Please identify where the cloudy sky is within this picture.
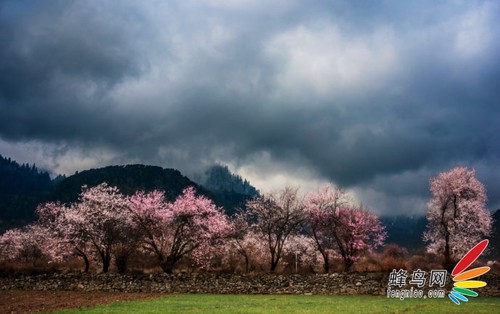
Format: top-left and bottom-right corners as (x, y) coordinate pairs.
(1, 0), (499, 215)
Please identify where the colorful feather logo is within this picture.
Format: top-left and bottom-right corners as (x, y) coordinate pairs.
(448, 239), (490, 305)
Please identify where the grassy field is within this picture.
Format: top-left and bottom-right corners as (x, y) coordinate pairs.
(51, 294), (500, 314)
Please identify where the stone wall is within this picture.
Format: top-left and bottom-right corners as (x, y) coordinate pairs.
(1, 273), (499, 296)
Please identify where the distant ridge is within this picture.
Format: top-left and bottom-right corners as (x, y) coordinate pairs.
(491, 209), (500, 259)
(49, 164), (259, 216)
(0, 155), (53, 229)
(195, 164), (259, 216)
(381, 209), (500, 258)
(380, 215), (427, 251)
(49, 164), (211, 203)
(1, 155), (498, 255)
(0, 157), (260, 230)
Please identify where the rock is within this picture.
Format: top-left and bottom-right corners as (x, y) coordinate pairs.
(0, 272), (498, 296)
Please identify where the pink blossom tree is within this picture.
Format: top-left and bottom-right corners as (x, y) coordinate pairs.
(305, 184), (386, 272)
(37, 183), (133, 273)
(0, 224), (69, 264)
(246, 186), (305, 272)
(74, 183), (134, 273)
(304, 183), (351, 273)
(221, 228), (269, 273)
(423, 166), (492, 271)
(228, 210), (253, 273)
(333, 205), (386, 271)
(36, 201), (93, 272)
(129, 187), (232, 273)
(283, 235), (321, 272)
(223, 211), (270, 273)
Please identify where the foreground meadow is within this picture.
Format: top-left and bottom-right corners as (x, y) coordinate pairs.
(51, 294), (500, 314)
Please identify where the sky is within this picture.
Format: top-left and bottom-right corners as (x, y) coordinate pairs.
(1, 0), (499, 216)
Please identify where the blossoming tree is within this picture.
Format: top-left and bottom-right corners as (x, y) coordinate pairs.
(37, 201), (93, 272)
(305, 183), (386, 272)
(304, 183), (351, 272)
(38, 183), (132, 273)
(423, 166), (492, 271)
(129, 187), (232, 273)
(0, 224), (68, 264)
(246, 186), (305, 272)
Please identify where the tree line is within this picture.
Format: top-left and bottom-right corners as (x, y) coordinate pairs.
(0, 166), (493, 274)
(0, 155), (54, 226)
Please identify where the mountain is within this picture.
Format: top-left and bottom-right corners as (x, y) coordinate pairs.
(50, 165), (258, 215)
(0, 156), (261, 230)
(381, 215), (427, 251)
(381, 210), (500, 258)
(490, 209), (500, 259)
(0, 155), (54, 230)
(49, 164), (259, 216)
(195, 164), (259, 216)
(49, 164), (211, 203)
(201, 164), (258, 196)
(2, 154), (496, 256)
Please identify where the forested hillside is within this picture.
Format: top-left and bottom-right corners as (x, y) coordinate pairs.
(1, 155), (498, 256)
(196, 165), (259, 215)
(0, 155), (53, 229)
(49, 164), (209, 203)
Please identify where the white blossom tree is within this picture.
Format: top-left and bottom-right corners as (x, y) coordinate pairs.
(423, 166), (492, 271)
(246, 186), (305, 272)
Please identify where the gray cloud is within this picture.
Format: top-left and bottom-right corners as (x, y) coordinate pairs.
(1, 0), (499, 215)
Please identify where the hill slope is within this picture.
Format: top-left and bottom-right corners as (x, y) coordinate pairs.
(490, 209), (500, 259)
(194, 165), (259, 216)
(49, 164), (211, 204)
(381, 210), (500, 258)
(49, 163), (261, 216)
(381, 215), (427, 251)
(0, 155), (53, 229)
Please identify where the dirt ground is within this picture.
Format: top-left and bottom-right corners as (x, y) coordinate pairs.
(0, 290), (162, 313)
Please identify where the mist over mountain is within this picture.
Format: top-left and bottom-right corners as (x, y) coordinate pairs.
(0, 154), (498, 256)
(194, 164), (259, 215)
(199, 164), (259, 197)
(0, 156), (261, 230)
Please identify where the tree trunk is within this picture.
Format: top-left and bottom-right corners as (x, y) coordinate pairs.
(333, 234), (352, 272)
(312, 231), (329, 273)
(270, 258), (280, 272)
(343, 257), (353, 272)
(244, 254), (249, 273)
(83, 254), (90, 273)
(443, 232), (453, 272)
(441, 203), (453, 273)
(115, 251), (129, 274)
(269, 249), (277, 272)
(160, 256), (177, 274)
(102, 253), (111, 273)
(76, 248), (90, 273)
(323, 254), (330, 273)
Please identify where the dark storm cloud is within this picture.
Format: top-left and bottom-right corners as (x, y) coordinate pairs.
(1, 0), (500, 214)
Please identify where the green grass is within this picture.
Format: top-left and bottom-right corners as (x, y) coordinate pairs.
(51, 294), (500, 314)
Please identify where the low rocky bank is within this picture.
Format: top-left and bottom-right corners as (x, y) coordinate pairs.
(2, 272), (499, 296)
